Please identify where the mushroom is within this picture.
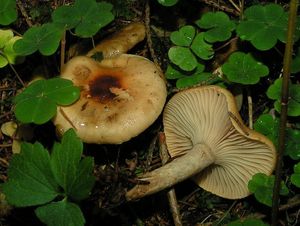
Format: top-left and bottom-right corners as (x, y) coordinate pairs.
(53, 54), (166, 144)
(53, 22), (166, 144)
(126, 85), (276, 200)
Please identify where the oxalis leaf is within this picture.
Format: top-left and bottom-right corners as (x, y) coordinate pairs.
(168, 46), (197, 71)
(157, 0), (179, 7)
(14, 78), (80, 124)
(2, 142), (60, 207)
(35, 200), (85, 226)
(195, 11), (236, 43)
(267, 78), (300, 117)
(190, 33), (214, 60)
(0, 0), (17, 25)
(236, 4), (298, 51)
(291, 162), (300, 188)
(52, 0), (114, 37)
(14, 23), (64, 56)
(248, 173), (289, 207)
(170, 25), (196, 46)
(222, 52), (269, 84)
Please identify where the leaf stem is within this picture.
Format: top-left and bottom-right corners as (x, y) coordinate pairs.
(60, 30), (66, 70)
(271, 0), (298, 225)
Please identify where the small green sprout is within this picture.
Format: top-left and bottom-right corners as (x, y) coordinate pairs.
(14, 78), (80, 124)
(222, 52), (269, 84)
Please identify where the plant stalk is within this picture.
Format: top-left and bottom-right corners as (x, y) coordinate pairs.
(126, 143), (214, 201)
(271, 0), (298, 225)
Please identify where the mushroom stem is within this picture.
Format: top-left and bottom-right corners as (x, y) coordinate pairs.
(126, 143), (214, 201)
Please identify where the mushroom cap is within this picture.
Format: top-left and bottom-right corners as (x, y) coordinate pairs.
(53, 54), (167, 144)
(163, 86), (276, 199)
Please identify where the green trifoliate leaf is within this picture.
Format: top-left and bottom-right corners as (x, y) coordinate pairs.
(52, 0), (114, 37)
(254, 114), (279, 146)
(14, 78), (80, 124)
(0, 0), (17, 25)
(165, 64), (186, 80)
(2, 142), (60, 207)
(195, 11), (236, 43)
(248, 173), (288, 207)
(0, 29), (13, 48)
(190, 33), (214, 60)
(51, 129), (95, 201)
(285, 129), (300, 160)
(170, 25), (196, 46)
(157, 0), (179, 6)
(291, 162), (300, 188)
(227, 218), (269, 226)
(222, 52), (269, 84)
(168, 46), (197, 71)
(267, 78), (300, 116)
(35, 200), (85, 226)
(14, 23), (64, 56)
(236, 4), (291, 51)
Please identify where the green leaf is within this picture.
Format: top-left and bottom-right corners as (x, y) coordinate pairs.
(190, 33), (214, 60)
(176, 72), (213, 89)
(165, 64), (186, 80)
(228, 218), (269, 226)
(291, 55), (300, 73)
(14, 78), (80, 124)
(248, 173), (288, 207)
(0, 29), (14, 48)
(168, 46), (197, 71)
(3, 36), (25, 65)
(222, 52), (269, 84)
(291, 162), (300, 188)
(195, 11), (236, 43)
(35, 200), (85, 226)
(51, 129), (95, 201)
(0, 0), (17, 25)
(14, 23), (64, 56)
(56, 0), (114, 37)
(170, 25), (195, 46)
(236, 4), (289, 50)
(285, 129), (300, 160)
(267, 78), (300, 116)
(157, 0), (179, 7)
(2, 142), (60, 207)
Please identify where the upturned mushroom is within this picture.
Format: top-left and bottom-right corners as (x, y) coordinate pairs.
(126, 85), (276, 200)
(53, 22), (167, 144)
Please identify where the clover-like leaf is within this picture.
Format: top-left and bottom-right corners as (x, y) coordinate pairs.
(165, 64), (185, 80)
(168, 46), (197, 71)
(0, 29), (13, 48)
(291, 53), (300, 73)
(0, 0), (17, 25)
(157, 0), (179, 6)
(190, 33), (214, 60)
(195, 11), (236, 43)
(14, 23), (64, 56)
(236, 4), (289, 51)
(227, 218), (269, 226)
(52, 0), (114, 37)
(2, 142), (60, 207)
(248, 173), (289, 207)
(222, 52), (269, 84)
(285, 129), (300, 160)
(291, 162), (300, 188)
(254, 114), (279, 146)
(35, 200), (85, 226)
(267, 78), (300, 116)
(14, 78), (80, 124)
(170, 25), (196, 46)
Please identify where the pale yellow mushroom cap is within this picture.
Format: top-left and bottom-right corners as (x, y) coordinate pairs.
(163, 86), (276, 199)
(53, 54), (167, 144)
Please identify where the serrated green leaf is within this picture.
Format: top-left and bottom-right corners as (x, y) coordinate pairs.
(248, 173), (288, 207)
(222, 52), (269, 84)
(2, 142), (60, 207)
(0, 0), (17, 25)
(195, 11), (236, 43)
(236, 4), (289, 50)
(168, 46), (197, 71)
(190, 33), (214, 60)
(14, 78), (80, 124)
(157, 0), (179, 6)
(14, 23), (64, 56)
(35, 200), (85, 226)
(228, 218), (269, 226)
(170, 25), (195, 46)
(50, 129), (83, 194)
